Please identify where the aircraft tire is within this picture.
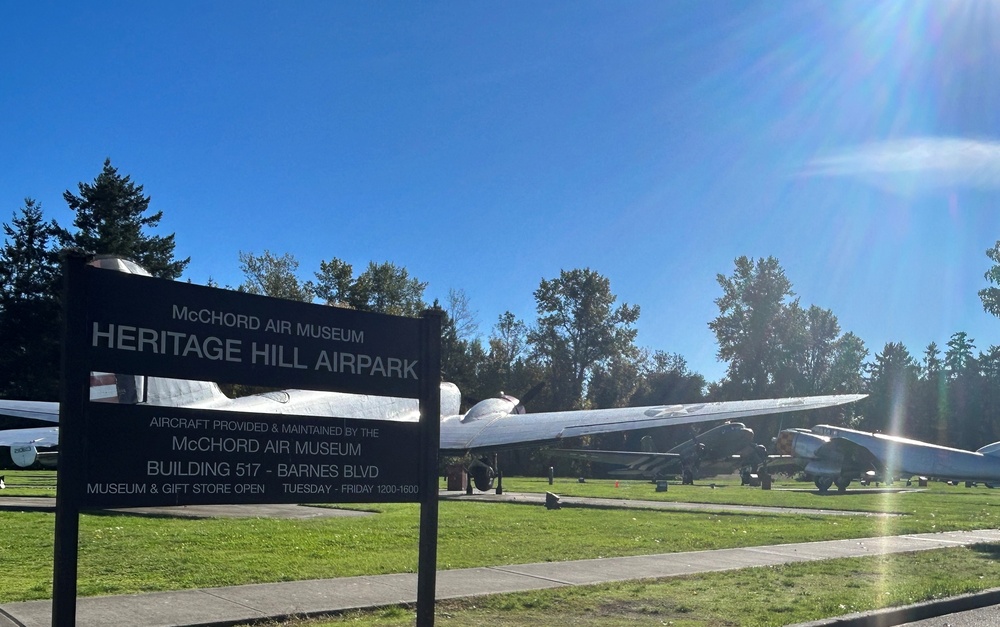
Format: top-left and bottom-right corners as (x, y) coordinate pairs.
(834, 477), (851, 492)
(815, 476), (833, 492)
(682, 469), (694, 485)
(470, 466), (495, 492)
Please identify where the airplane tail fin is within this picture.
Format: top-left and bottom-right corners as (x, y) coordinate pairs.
(440, 382), (461, 417)
(90, 372), (229, 407)
(976, 441), (1000, 458)
(143, 376), (230, 407)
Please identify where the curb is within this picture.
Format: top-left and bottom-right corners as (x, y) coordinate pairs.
(789, 587), (1000, 626)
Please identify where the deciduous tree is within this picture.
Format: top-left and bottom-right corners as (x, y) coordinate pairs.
(527, 268), (640, 409)
(980, 241), (1000, 317)
(439, 289), (485, 397)
(313, 258), (427, 316)
(237, 250), (312, 301)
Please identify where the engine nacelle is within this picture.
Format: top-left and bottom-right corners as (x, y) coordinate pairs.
(803, 459), (844, 477)
(775, 429), (829, 459)
(11, 444), (37, 468)
(460, 395), (519, 424)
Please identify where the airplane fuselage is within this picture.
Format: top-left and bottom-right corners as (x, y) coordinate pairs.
(811, 425), (1000, 482)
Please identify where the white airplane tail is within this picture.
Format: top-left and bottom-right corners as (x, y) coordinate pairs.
(144, 376), (231, 406)
(90, 372), (230, 407)
(441, 382), (461, 417)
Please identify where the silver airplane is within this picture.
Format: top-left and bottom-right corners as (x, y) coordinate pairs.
(552, 422), (766, 484)
(775, 424), (1000, 492)
(0, 379), (864, 491)
(0, 257), (867, 491)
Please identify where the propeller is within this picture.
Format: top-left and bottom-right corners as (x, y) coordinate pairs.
(512, 381), (546, 414)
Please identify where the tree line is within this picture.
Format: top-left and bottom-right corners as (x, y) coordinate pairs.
(4, 161), (1000, 465)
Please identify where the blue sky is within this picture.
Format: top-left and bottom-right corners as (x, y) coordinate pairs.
(3, 1), (1000, 384)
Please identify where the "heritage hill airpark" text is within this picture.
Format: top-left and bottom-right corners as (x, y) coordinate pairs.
(90, 321), (418, 379)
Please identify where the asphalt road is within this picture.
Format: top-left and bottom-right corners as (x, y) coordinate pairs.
(901, 605), (1000, 626)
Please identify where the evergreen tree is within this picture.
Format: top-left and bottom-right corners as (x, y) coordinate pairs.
(64, 159), (189, 278)
(976, 345), (1000, 444)
(912, 342), (946, 442)
(709, 256), (796, 398)
(827, 332), (868, 394)
(863, 342), (919, 435)
(800, 305), (841, 394)
(944, 331), (979, 449)
(0, 200), (67, 399)
(945, 332), (976, 378)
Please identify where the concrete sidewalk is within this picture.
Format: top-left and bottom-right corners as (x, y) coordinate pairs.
(3, 528), (1000, 627)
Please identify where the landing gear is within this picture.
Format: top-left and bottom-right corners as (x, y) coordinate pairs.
(468, 457), (496, 491)
(814, 476), (834, 493)
(834, 477), (852, 492)
(682, 468), (694, 485)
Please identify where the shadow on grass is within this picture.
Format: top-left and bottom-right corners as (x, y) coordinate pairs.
(780, 488), (914, 497)
(969, 543), (1000, 561)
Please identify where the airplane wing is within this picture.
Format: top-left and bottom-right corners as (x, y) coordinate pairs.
(551, 449), (680, 465)
(761, 454), (799, 474)
(0, 400), (58, 423)
(817, 437), (883, 475)
(0, 426), (60, 447)
(550, 449), (681, 477)
(440, 394), (866, 452)
(0, 392), (866, 462)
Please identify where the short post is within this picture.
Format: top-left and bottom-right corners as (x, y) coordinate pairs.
(548, 466), (554, 485)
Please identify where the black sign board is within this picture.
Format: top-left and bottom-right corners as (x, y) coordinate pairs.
(52, 254), (442, 626)
(80, 404), (421, 507)
(83, 264), (422, 397)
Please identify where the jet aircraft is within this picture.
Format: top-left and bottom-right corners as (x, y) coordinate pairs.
(0, 257), (866, 490)
(552, 422), (767, 484)
(775, 424), (1000, 492)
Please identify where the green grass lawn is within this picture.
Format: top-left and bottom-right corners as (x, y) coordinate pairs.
(0, 469), (57, 496)
(256, 545), (1000, 626)
(2, 469), (999, 620)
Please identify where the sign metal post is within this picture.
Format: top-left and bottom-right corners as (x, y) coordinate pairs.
(417, 310), (442, 627)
